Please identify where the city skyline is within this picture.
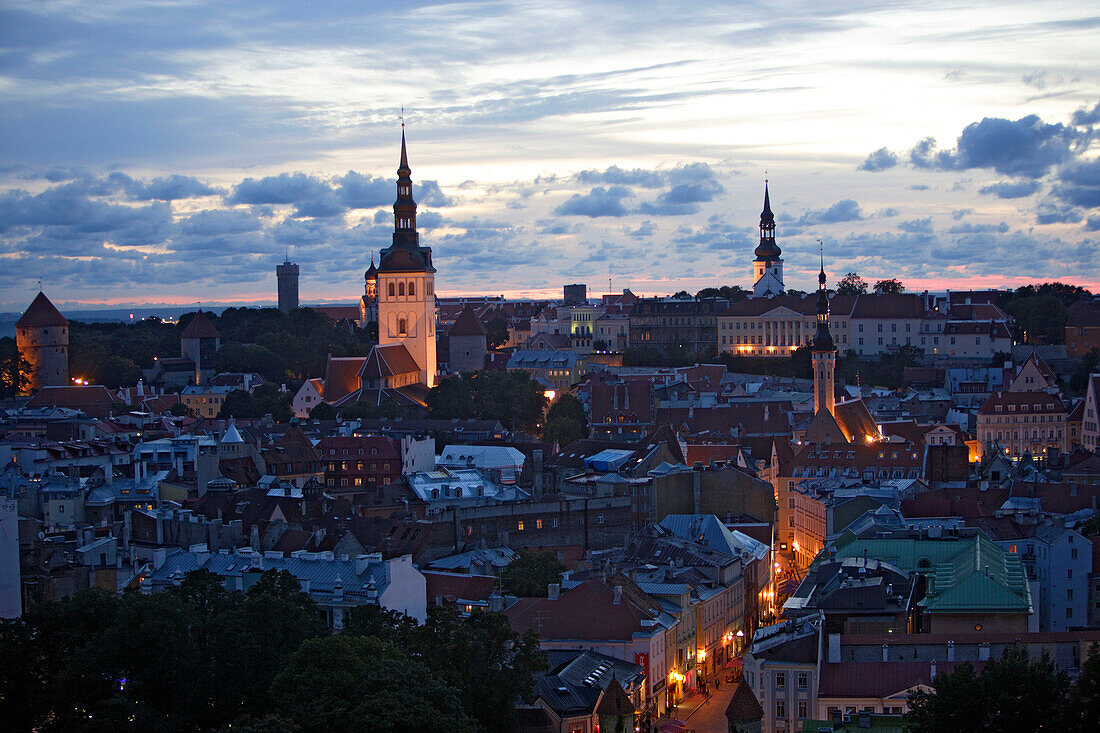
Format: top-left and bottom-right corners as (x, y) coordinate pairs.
(2, 0), (1099, 312)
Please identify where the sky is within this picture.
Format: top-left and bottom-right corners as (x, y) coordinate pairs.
(1, 0), (1099, 312)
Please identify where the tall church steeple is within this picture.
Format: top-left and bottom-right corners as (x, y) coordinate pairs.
(752, 181), (785, 297)
(812, 251), (837, 416)
(393, 126), (418, 248)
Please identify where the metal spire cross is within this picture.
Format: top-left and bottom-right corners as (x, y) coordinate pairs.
(399, 106), (405, 128)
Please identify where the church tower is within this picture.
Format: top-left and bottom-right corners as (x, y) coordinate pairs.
(752, 182), (785, 297)
(376, 128), (437, 387)
(811, 259), (837, 416)
(360, 257), (378, 325)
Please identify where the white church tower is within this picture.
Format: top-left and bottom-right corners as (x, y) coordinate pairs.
(752, 182), (785, 297)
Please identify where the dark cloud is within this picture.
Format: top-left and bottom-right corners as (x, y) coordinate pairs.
(627, 221), (656, 239)
(1086, 216), (1100, 231)
(1052, 159), (1100, 208)
(638, 163), (725, 216)
(978, 180), (1042, 199)
(338, 171), (391, 209)
(181, 209), (263, 236)
(553, 185), (633, 217)
(909, 115), (1077, 178)
(909, 184), (930, 191)
(576, 165), (665, 188)
(1072, 101), (1100, 126)
(117, 173), (220, 201)
(417, 180), (453, 207)
(794, 199), (863, 226)
(947, 222), (1009, 234)
(1035, 204), (1082, 225)
(898, 217), (933, 233)
(858, 147), (898, 171)
(952, 209), (972, 220)
(229, 173), (342, 218)
(874, 207), (899, 218)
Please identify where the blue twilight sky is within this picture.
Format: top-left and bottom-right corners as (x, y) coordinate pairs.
(1, 0), (1099, 312)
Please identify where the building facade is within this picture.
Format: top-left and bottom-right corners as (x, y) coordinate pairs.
(16, 292), (69, 392)
(276, 258), (299, 313)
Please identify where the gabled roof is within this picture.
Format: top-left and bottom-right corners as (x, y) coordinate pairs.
(26, 386), (122, 418)
(360, 343), (420, 379)
(180, 311), (221, 339)
(324, 355), (367, 404)
(17, 292), (68, 327)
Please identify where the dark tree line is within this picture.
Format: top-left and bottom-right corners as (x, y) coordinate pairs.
(427, 370), (548, 433)
(0, 569), (547, 733)
(907, 645), (1100, 733)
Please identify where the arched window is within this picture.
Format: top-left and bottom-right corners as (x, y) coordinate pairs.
(398, 282), (405, 296)
(408, 281), (415, 297)
(388, 282), (395, 297)
(398, 318), (407, 334)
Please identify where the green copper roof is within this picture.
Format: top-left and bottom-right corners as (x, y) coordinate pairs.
(820, 531), (1031, 615)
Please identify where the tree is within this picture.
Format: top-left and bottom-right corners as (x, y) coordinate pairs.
(1070, 349), (1100, 394)
(270, 634), (475, 733)
(501, 550), (567, 597)
(168, 401), (195, 418)
(0, 336), (30, 398)
(873, 278), (905, 295)
(217, 383), (293, 422)
(308, 401), (338, 420)
(427, 371), (547, 433)
(542, 393), (588, 449)
(906, 647), (1069, 732)
(671, 290), (692, 299)
(485, 316), (509, 350)
(1065, 643), (1100, 733)
(836, 272), (867, 296)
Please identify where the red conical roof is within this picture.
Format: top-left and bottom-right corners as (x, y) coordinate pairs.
(16, 292), (68, 327)
(449, 304), (486, 337)
(180, 310), (221, 339)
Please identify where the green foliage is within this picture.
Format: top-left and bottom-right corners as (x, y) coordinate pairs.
(1, 572), (326, 732)
(0, 336), (30, 398)
(671, 290), (692, 299)
(542, 393), (588, 449)
(217, 383), (293, 421)
(69, 318), (179, 387)
(1070, 348), (1100, 394)
(501, 550), (567, 597)
(906, 647), (1071, 732)
(1065, 643), (1100, 733)
(998, 282), (1093, 345)
(308, 401), (338, 420)
(168, 401), (194, 417)
(270, 634), (475, 733)
(873, 278), (905, 294)
(485, 316), (510, 350)
(836, 272), (868, 296)
(717, 345), (812, 379)
(695, 285), (750, 302)
(427, 370), (548, 432)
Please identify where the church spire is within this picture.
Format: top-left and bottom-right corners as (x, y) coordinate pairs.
(393, 125), (418, 246)
(812, 249), (837, 416)
(754, 181), (781, 261)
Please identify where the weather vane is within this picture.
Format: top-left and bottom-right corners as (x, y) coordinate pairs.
(400, 106), (405, 128)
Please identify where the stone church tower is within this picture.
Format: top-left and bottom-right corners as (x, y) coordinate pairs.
(16, 292), (69, 392)
(376, 128), (437, 387)
(752, 182), (785, 297)
(811, 260), (837, 416)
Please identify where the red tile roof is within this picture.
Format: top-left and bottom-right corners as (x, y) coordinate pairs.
(850, 293), (926, 319)
(324, 356), (367, 403)
(180, 311), (221, 339)
(424, 571), (497, 604)
(16, 292), (68, 327)
(360, 343), (420, 379)
(818, 661), (978, 698)
(978, 391), (1065, 415)
(26, 386), (122, 418)
(311, 305), (362, 322)
(506, 579), (653, 642)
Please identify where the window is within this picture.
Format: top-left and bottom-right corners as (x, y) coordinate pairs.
(517, 521), (524, 531)
(799, 701), (808, 718)
(536, 519), (543, 530)
(798, 672), (807, 689)
(398, 318), (407, 334)
(776, 672), (786, 689)
(388, 282), (395, 297)
(776, 700), (786, 718)
(408, 281), (415, 297)
(398, 282), (405, 296)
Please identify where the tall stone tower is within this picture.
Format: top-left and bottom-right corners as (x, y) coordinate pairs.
(15, 292), (69, 392)
(180, 311), (221, 386)
(376, 127), (437, 387)
(752, 182), (785, 297)
(276, 257), (299, 313)
(811, 261), (837, 416)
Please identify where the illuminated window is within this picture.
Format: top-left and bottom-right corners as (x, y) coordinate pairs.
(517, 521), (524, 531)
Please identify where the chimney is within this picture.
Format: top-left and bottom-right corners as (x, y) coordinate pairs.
(614, 585), (622, 605)
(548, 583), (560, 600)
(979, 642), (990, 661)
(828, 633), (841, 663)
(930, 659), (937, 679)
(882, 643), (889, 662)
(947, 640), (955, 662)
